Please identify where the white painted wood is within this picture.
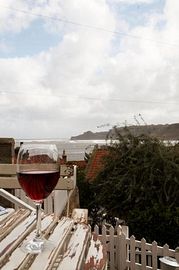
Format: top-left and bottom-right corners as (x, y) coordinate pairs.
(56, 177), (76, 190)
(84, 233), (107, 270)
(119, 233), (127, 270)
(72, 208), (88, 224)
(14, 189), (36, 209)
(60, 164), (74, 177)
(0, 188), (35, 211)
(0, 163), (16, 174)
(1, 215), (177, 270)
(72, 165), (77, 186)
(0, 208), (15, 222)
(0, 208), (30, 241)
(163, 244), (170, 256)
(152, 241), (158, 270)
(122, 225), (129, 238)
(54, 190), (68, 217)
(44, 196), (53, 214)
(0, 176), (76, 190)
(0, 212), (36, 268)
(0, 163), (77, 215)
(175, 248), (179, 265)
(0, 164), (75, 177)
(1, 203), (99, 269)
(30, 217), (74, 270)
(141, 238), (147, 270)
(93, 224), (177, 270)
(57, 224), (91, 270)
(102, 225), (107, 253)
(1, 215), (54, 270)
(109, 226), (114, 269)
(130, 235), (136, 270)
(94, 224), (99, 235)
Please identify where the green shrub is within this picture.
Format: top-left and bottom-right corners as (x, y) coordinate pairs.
(89, 128), (179, 248)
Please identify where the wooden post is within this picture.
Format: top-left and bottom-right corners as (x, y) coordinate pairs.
(0, 138), (15, 207)
(175, 247), (179, 264)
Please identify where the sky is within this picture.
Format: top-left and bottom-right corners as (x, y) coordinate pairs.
(0, 0), (178, 139)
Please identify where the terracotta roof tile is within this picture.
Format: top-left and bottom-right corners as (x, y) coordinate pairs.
(86, 147), (108, 181)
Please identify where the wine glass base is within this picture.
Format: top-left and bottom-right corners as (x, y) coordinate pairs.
(21, 238), (54, 254)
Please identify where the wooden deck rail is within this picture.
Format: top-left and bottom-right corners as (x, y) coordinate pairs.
(0, 164), (77, 216)
(0, 208), (107, 270)
(0, 164), (76, 190)
(0, 165), (108, 269)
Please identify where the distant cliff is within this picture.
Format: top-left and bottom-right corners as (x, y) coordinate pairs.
(71, 123), (179, 141)
(71, 130), (107, 140)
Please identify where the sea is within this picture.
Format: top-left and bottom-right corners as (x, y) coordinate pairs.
(15, 139), (107, 161)
(15, 138), (178, 161)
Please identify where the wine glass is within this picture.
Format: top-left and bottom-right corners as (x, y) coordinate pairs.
(17, 143), (60, 254)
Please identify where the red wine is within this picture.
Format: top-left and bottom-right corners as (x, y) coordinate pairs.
(17, 171), (59, 202)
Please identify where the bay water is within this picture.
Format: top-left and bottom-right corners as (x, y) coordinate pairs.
(15, 139), (107, 161)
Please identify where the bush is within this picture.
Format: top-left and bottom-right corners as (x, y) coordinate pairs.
(90, 128), (179, 248)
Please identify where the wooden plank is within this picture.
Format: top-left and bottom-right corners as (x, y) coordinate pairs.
(109, 226), (114, 269)
(0, 176), (75, 190)
(72, 208), (88, 224)
(101, 225), (107, 254)
(60, 164), (74, 177)
(1, 215), (55, 270)
(0, 164), (16, 174)
(0, 212), (36, 268)
(94, 225), (99, 235)
(152, 241), (158, 270)
(84, 233), (107, 270)
(0, 164), (76, 190)
(57, 177), (75, 190)
(163, 244), (170, 256)
(0, 177), (20, 188)
(57, 223), (91, 270)
(0, 208), (30, 241)
(119, 233), (127, 270)
(30, 217), (74, 270)
(130, 235), (136, 270)
(0, 164), (74, 177)
(44, 196), (53, 214)
(54, 190), (68, 217)
(0, 208), (15, 222)
(141, 238), (147, 270)
(0, 188), (35, 211)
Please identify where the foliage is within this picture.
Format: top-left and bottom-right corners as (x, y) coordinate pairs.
(89, 128), (179, 248)
(76, 166), (95, 212)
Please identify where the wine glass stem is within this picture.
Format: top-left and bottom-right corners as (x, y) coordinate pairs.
(35, 203), (42, 238)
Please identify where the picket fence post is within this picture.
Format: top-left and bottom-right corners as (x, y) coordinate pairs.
(109, 226), (115, 269)
(93, 224), (176, 270)
(141, 238), (147, 270)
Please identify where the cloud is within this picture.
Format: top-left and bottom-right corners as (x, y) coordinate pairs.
(0, 40), (12, 53)
(110, 0), (153, 4)
(0, 0), (178, 139)
(0, 0), (34, 32)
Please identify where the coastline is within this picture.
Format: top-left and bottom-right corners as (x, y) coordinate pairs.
(15, 139), (107, 161)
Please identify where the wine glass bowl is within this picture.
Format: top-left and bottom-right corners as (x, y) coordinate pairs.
(17, 143), (59, 253)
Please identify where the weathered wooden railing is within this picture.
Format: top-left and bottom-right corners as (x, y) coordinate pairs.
(0, 163), (77, 217)
(0, 208), (107, 270)
(93, 224), (179, 270)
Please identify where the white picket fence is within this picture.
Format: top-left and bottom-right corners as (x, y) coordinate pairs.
(93, 224), (179, 270)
